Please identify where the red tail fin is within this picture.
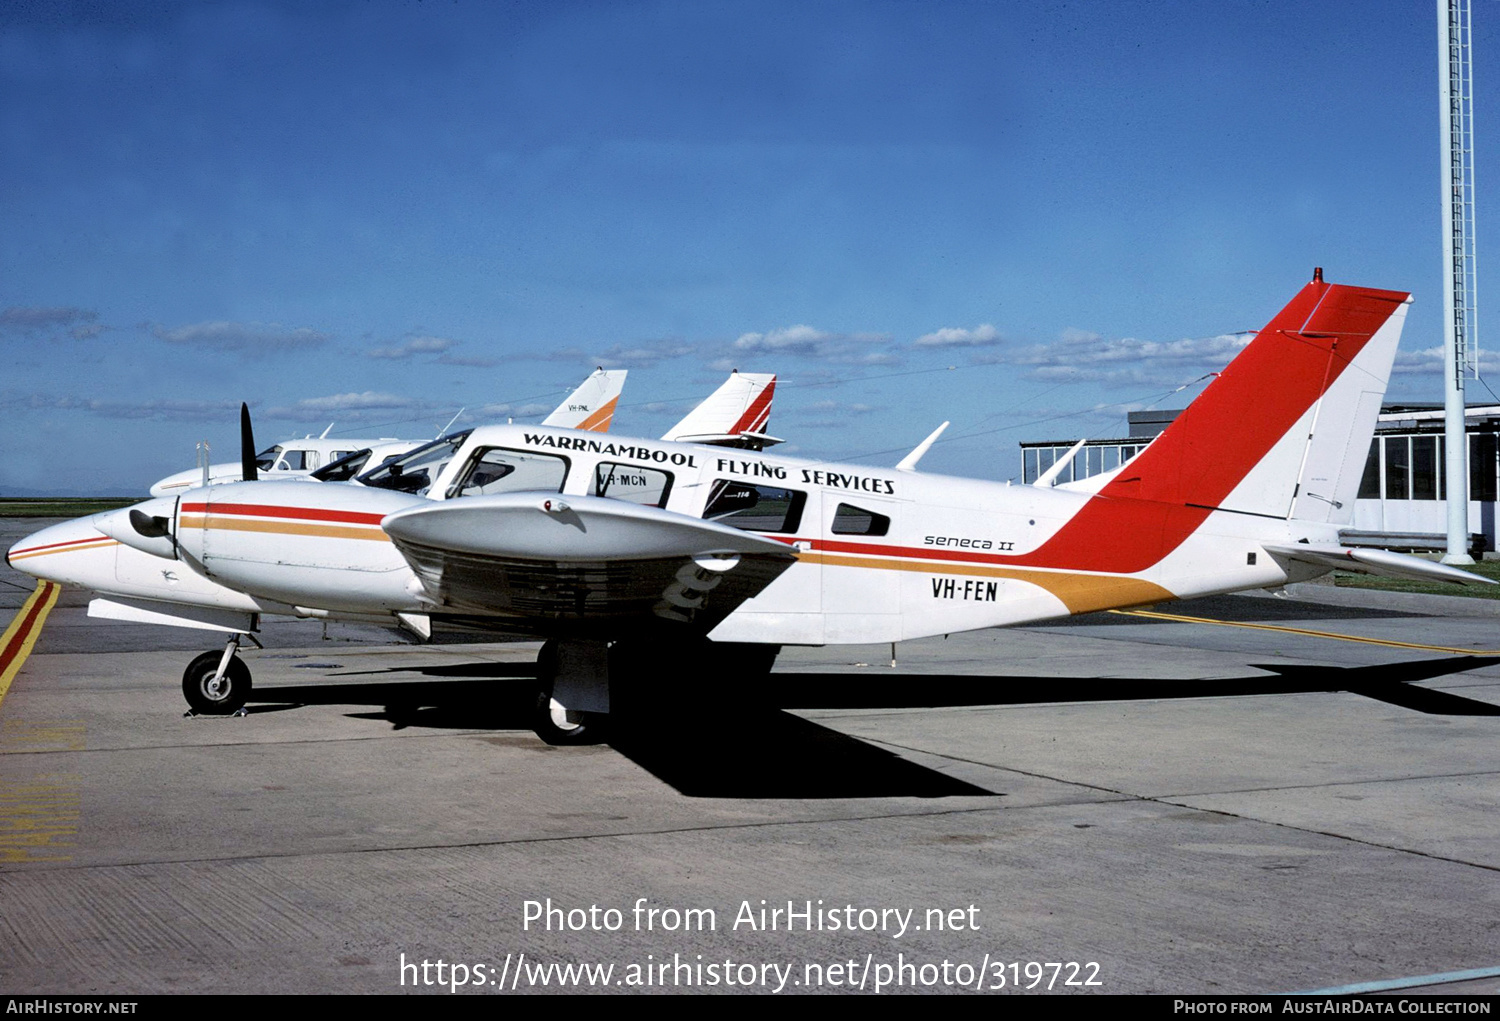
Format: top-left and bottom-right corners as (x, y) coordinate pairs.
(1015, 274), (1410, 574)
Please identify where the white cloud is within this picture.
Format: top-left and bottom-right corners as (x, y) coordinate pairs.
(0, 306), (101, 339)
(979, 329), (1254, 385)
(153, 321), (331, 352)
(524, 340), (696, 369)
(367, 335), (456, 359)
(264, 392), (419, 417)
(1393, 345), (1500, 375)
(733, 325), (896, 365)
(0, 392), (240, 421)
(913, 323), (1001, 348)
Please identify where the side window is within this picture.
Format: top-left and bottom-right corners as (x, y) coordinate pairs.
(702, 479), (806, 533)
(277, 450), (308, 471)
(594, 462), (673, 507)
(451, 447), (569, 498)
(831, 502), (890, 536)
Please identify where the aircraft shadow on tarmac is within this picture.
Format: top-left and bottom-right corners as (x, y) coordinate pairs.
(244, 654), (1500, 798)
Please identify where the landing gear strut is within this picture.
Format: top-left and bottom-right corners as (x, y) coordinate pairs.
(527, 637), (781, 745)
(182, 634), (252, 716)
(531, 638), (609, 745)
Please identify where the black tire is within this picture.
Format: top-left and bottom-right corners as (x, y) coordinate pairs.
(531, 639), (607, 745)
(182, 651), (252, 715)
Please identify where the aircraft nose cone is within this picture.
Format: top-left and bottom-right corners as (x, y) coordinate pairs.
(4, 518), (112, 586)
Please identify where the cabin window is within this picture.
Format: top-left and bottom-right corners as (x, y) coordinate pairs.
(451, 447), (569, 498)
(703, 480), (806, 533)
(594, 463), (672, 507)
(831, 502), (890, 536)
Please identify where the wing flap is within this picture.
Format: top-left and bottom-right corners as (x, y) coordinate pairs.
(381, 494), (799, 636)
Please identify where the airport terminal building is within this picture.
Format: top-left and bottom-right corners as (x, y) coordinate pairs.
(1020, 403), (1500, 554)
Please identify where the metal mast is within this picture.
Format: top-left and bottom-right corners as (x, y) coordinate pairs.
(1440, 0), (1479, 564)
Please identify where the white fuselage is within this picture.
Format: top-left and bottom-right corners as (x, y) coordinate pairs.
(11, 423), (1331, 646)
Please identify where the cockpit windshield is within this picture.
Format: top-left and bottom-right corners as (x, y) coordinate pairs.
(357, 430), (473, 495)
(310, 448), (372, 482)
(254, 445), (283, 472)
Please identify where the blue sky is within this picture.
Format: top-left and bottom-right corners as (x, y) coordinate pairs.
(0, 0), (1492, 494)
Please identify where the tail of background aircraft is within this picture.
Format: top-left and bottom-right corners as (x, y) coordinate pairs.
(1017, 271), (1413, 576)
(542, 368), (626, 432)
(661, 371), (779, 447)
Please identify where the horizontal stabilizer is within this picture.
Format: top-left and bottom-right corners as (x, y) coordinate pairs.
(1263, 543), (1496, 587)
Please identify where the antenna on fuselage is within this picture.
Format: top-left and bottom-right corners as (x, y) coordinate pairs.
(1032, 437), (1087, 488)
(896, 421), (949, 472)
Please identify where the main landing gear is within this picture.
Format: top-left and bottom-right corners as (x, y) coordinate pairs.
(528, 637), (781, 746)
(182, 634), (253, 716)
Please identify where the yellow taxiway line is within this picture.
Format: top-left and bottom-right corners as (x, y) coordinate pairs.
(0, 581), (61, 707)
(1110, 607), (1500, 656)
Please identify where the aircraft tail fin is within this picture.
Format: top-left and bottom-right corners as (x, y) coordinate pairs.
(542, 368), (626, 432)
(1016, 273), (1411, 576)
(661, 371), (780, 447)
(1102, 271), (1410, 523)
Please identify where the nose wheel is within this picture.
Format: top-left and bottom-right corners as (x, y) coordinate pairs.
(182, 637), (252, 716)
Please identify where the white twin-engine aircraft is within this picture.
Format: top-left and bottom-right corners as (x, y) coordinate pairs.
(8, 273), (1490, 743)
(146, 367), (630, 496)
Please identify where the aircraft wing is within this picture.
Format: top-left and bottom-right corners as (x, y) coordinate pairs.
(381, 493), (799, 637)
(1263, 543), (1496, 586)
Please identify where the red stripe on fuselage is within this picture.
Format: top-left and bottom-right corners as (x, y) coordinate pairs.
(180, 502), (388, 526)
(7, 535), (113, 558)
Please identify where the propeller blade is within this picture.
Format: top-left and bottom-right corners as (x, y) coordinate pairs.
(240, 403), (258, 482)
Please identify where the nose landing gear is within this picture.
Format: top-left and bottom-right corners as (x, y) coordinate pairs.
(182, 634), (252, 716)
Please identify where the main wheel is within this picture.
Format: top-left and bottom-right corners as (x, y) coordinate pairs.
(182, 651), (252, 715)
(531, 640), (608, 745)
(531, 686), (609, 745)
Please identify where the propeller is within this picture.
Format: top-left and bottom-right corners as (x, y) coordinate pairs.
(240, 402), (258, 482)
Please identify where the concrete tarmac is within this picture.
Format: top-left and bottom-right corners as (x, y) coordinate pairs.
(2, 517), (1498, 996)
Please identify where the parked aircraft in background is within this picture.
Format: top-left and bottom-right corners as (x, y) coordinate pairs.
(661, 370), (780, 449)
(10, 272), (1490, 747)
(146, 368), (628, 496)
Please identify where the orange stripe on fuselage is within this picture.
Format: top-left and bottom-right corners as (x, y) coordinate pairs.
(179, 515), (390, 542)
(7, 539), (119, 561)
(801, 550), (1172, 615)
